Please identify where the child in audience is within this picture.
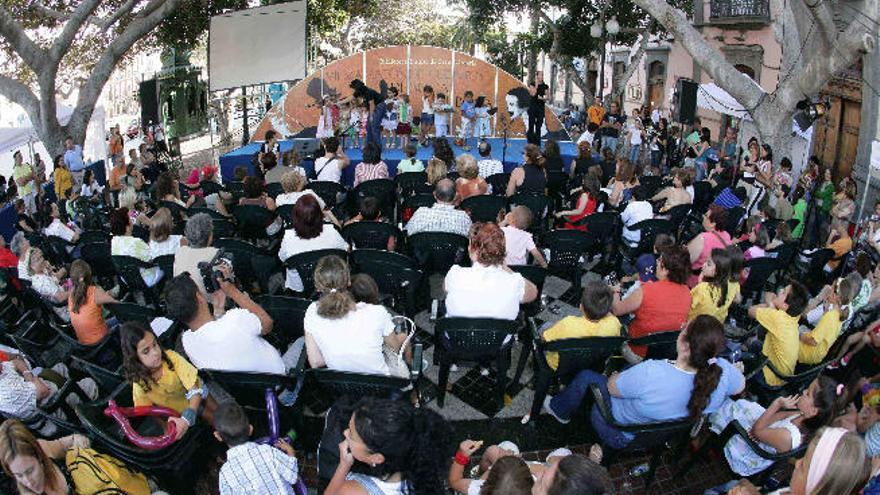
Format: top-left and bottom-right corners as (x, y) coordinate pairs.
(351, 273), (381, 305)
(120, 322), (217, 441)
(766, 221), (792, 251)
(540, 279), (621, 371)
(799, 275), (858, 365)
(741, 224), (769, 283)
(397, 144), (424, 173)
(709, 375), (846, 477)
(67, 259), (117, 345)
(499, 206), (547, 267)
(214, 401), (299, 494)
(344, 196), (395, 251)
(689, 247), (741, 323)
(747, 281), (810, 387)
(620, 233), (674, 289)
(829, 318), (880, 369)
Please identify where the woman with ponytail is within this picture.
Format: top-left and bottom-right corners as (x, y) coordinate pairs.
(325, 396), (451, 495)
(303, 255), (410, 377)
(689, 247), (741, 323)
(67, 260), (117, 345)
(543, 315), (744, 449)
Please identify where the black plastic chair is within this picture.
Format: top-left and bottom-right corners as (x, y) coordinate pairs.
(486, 173), (510, 196)
(232, 204), (277, 242)
(213, 237), (270, 290)
(276, 204), (294, 228)
(80, 241), (114, 283)
(341, 221), (401, 251)
(434, 318), (520, 412)
(741, 257), (780, 303)
(153, 254), (175, 282)
(508, 193), (552, 234)
(159, 201), (188, 233)
(749, 357), (830, 406)
(104, 302), (157, 324)
(509, 265), (547, 318)
(796, 248), (835, 293)
(349, 250), (422, 316)
(45, 235), (76, 266)
(627, 330), (680, 360)
(111, 255), (161, 307)
(540, 229), (594, 294)
(189, 206), (228, 221)
(395, 172), (428, 197)
(305, 346), (422, 406)
(212, 218), (236, 239)
(626, 219), (674, 258)
(70, 355), (125, 399)
(283, 249), (349, 297)
(266, 182), (284, 199)
(691, 181), (713, 213)
(79, 230), (111, 245)
(768, 241), (798, 268)
(460, 195), (507, 223)
(400, 194), (435, 223)
(308, 181), (346, 211)
(527, 334), (626, 424)
(200, 180), (223, 196)
(591, 384), (696, 487)
(638, 176), (663, 198)
(665, 204), (692, 230)
(35, 379), (93, 437)
(407, 232), (469, 277)
(352, 178), (396, 217)
(256, 295), (310, 352)
(725, 206), (746, 237)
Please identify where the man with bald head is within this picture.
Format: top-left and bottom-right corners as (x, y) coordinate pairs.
(405, 178), (472, 237)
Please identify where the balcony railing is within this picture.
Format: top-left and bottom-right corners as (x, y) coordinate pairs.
(709, 0), (770, 23)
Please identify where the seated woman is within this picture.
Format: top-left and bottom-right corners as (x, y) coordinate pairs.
(276, 170), (340, 227)
(554, 174), (600, 230)
(569, 140), (593, 179)
(80, 169), (105, 205)
(148, 207), (186, 260)
(543, 316), (745, 450)
(155, 171), (194, 209)
(766, 221), (793, 251)
(824, 219), (853, 273)
(689, 247), (741, 323)
(0, 419), (164, 495)
(24, 247), (70, 321)
(687, 205), (732, 286)
(344, 196), (396, 251)
(353, 142), (389, 187)
(110, 207), (162, 288)
(119, 186), (151, 229)
(722, 427), (868, 495)
(303, 255), (409, 377)
(506, 144), (547, 196)
(612, 245), (692, 362)
(652, 168), (693, 213)
(414, 157), (448, 195)
(15, 198), (36, 233)
(278, 195), (348, 293)
(620, 186), (654, 248)
(709, 375), (845, 477)
(607, 158), (638, 208)
(238, 176), (281, 236)
(43, 200), (80, 246)
(67, 260), (117, 346)
(455, 153), (488, 203)
(444, 222), (538, 320)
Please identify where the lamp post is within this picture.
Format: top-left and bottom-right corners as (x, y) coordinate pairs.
(592, 14), (620, 102)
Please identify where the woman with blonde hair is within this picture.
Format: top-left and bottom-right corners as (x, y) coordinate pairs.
(302, 255), (410, 376)
(118, 186), (150, 228)
(426, 157), (448, 187)
(455, 153), (488, 203)
(506, 143), (547, 196)
(148, 207), (186, 259)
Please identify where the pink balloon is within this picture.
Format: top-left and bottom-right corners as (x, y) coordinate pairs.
(103, 400), (180, 451)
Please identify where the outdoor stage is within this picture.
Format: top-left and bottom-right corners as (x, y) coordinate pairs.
(219, 137), (579, 185)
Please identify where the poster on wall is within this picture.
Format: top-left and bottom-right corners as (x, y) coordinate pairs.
(251, 45), (569, 142)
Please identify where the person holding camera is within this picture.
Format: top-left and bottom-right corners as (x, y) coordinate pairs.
(165, 264), (298, 376)
(172, 213), (218, 299)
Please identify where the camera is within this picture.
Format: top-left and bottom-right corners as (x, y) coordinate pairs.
(197, 249), (235, 293)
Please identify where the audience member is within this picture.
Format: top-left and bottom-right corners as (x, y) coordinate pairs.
(172, 212), (218, 298)
(67, 260), (117, 345)
(110, 207), (162, 287)
(148, 207), (186, 259)
(477, 141), (503, 179)
(397, 144), (424, 173)
(405, 179), (472, 236)
(278, 195), (348, 293)
(747, 281), (810, 387)
(506, 143), (547, 196)
(689, 247), (741, 323)
(314, 137), (350, 183)
(500, 206), (547, 267)
(455, 154), (488, 202)
(353, 142), (389, 187)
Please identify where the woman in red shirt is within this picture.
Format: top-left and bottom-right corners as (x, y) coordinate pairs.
(556, 174), (600, 230)
(611, 244), (692, 361)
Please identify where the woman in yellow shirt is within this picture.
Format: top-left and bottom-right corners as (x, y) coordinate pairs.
(689, 247), (741, 323)
(120, 322), (217, 441)
(52, 155), (73, 200)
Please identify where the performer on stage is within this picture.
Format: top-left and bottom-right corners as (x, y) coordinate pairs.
(316, 96), (335, 139)
(457, 90), (476, 151)
(527, 71), (548, 145)
(348, 79), (385, 147)
(433, 93), (452, 138)
(420, 85), (435, 145)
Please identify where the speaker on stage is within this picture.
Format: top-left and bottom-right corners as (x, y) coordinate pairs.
(139, 79), (159, 127)
(674, 79), (698, 125)
(291, 138), (321, 160)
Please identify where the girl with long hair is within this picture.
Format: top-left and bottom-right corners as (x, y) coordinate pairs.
(325, 396), (451, 495)
(689, 247), (741, 323)
(67, 260), (117, 345)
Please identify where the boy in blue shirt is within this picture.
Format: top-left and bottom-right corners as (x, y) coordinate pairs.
(457, 91), (476, 151)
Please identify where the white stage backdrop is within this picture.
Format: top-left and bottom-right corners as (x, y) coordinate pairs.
(209, 1), (307, 91)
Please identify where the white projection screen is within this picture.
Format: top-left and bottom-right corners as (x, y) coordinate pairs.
(209, 2), (307, 91)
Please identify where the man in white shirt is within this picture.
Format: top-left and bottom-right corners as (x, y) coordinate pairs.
(620, 187), (654, 247)
(476, 141), (504, 179)
(576, 122), (599, 148)
(314, 136), (350, 183)
(165, 268), (299, 375)
(405, 179), (472, 237)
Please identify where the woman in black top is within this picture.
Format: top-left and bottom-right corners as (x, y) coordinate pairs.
(506, 143), (547, 196)
(543, 139), (564, 172)
(570, 140), (594, 179)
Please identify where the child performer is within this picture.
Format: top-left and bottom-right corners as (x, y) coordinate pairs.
(474, 96), (492, 141)
(457, 91), (476, 151)
(381, 88), (400, 149)
(316, 96), (335, 139)
(434, 93), (452, 138)
(420, 85), (435, 145)
(396, 94), (413, 149)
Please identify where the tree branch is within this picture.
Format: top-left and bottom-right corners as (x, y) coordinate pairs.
(798, 0), (837, 46)
(0, 73), (39, 121)
(101, 0), (142, 30)
(537, 9), (594, 101)
(49, 0), (103, 63)
(630, 0), (765, 111)
(0, 6), (47, 72)
(770, 0), (802, 76)
(612, 30), (650, 99)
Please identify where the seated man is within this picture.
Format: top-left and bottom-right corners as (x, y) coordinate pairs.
(405, 179), (472, 237)
(164, 269), (300, 376)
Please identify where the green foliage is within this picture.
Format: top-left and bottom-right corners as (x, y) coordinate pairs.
(155, 0), (249, 50)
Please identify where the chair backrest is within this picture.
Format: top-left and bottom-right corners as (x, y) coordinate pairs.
(395, 172), (428, 197)
(725, 206), (746, 236)
(692, 181), (713, 212)
(45, 235), (73, 265)
(308, 181), (346, 208)
(105, 302), (157, 324)
(539, 230), (595, 269)
(350, 249), (419, 271)
(276, 204), (294, 228)
(200, 180), (223, 196)
(233, 204), (276, 240)
(159, 200), (187, 224)
(256, 295), (310, 351)
(283, 249), (349, 296)
(212, 218), (236, 239)
(630, 219), (674, 254)
(199, 369), (296, 411)
(111, 255), (155, 292)
(434, 317), (520, 360)
(307, 368), (411, 399)
(460, 195), (507, 223)
(70, 355), (124, 398)
(266, 182), (284, 199)
(742, 257), (780, 297)
(407, 232), (469, 276)
(153, 254), (174, 279)
(543, 336), (627, 378)
(508, 193), (551, 230)
(80, 241), (114, 277)
(768, 241), (798, 267)
(401, 194), (436, 223)
(509, 265), (547, 316)
(353, 178), (395, 214)
(639, 176), (663, 197)
(349, 251), (422, 314)
(80, 230), (111, 245)
(486, 173), (510, 196)
(628, 330), (680, 360)
(189, 207), (227, 221)
(666, 204), (692, 226)
(581, 212), (619, 241)
(341, 221), (401, 250)
(213, 237), (265, 285)
(807, 248), (835, 272)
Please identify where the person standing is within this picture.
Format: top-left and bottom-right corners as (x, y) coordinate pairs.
(12, 151), (35, 214)
(62, 136), (86, 188)
(527, 71), (549, 145)
(588, 96), (606, 126)
(108, 125), (124, 163)
(600, 101), (626, 156)
(348, 79), (384, 147)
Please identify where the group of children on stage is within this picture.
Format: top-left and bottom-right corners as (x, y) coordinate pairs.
(316, 85), (496, 151)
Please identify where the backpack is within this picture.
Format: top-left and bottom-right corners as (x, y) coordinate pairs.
(66, 447), (151, 495)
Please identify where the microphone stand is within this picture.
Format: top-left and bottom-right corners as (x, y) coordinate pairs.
(501, 113), (512, 166)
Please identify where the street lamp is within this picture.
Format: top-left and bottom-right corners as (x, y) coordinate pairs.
(591, 14), (620, 101)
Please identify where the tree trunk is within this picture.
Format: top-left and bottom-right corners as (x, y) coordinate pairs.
(752, 101), (795, 166)
(526, 5), (539, 82)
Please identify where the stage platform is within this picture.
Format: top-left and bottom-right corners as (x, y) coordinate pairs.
(219, 137), (579, 185)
